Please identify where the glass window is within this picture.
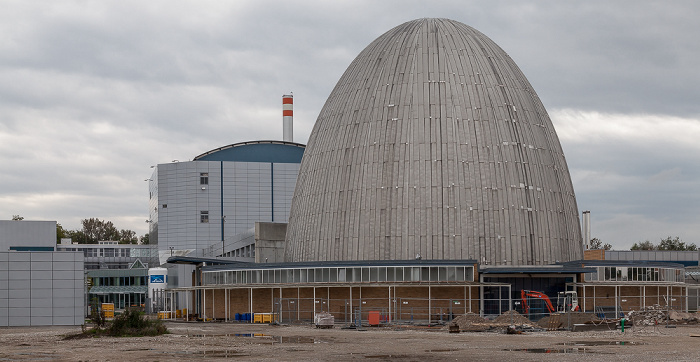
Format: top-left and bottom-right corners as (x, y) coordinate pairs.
(294, 269), (301, 283)
(338, 268), (346, 282)
(346, 268), (354, 282)
(395, 267), (404, 282)
(422, 267), (431, 281)
(438, 267), (447, 281)
(410, 267), (420, 282)
(447, 267), (456, 281)
(200, 173), (209, 185)
(370, 268), (378, 282)
(330, 268), (338, 282)
(378, 267), (386, 282)
(315, 269), (323, 282)
(362, 268), (369, 282)
(200, 211), (209, 223)
(280, 270), (288, 283)
(387, 267), (395, 282)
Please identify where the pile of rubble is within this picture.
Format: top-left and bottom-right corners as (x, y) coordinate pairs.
(450, 313), (486, 330)
(493, 310), (532, 325)
(628, 305), (666, 326)
(537, 312), (599, 329)
(627, 305), (699, 326)
(448, 311), (537, 332)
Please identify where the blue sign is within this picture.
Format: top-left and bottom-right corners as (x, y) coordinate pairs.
(150, 275), (165, 284)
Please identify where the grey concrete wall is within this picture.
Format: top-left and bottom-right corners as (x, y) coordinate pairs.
(255, 222), (287, 263)
(0, 252), (84, 326)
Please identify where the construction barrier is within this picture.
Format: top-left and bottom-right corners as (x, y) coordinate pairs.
(102, 303), (114, 319)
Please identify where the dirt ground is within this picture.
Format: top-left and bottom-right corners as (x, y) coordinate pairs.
(1, 321), (700, 361)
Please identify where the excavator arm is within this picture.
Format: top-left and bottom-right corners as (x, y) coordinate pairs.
(521, 290), (555, 314)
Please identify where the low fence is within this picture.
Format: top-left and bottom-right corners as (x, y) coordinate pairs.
(274, 297), (479, 325)
(518, 291), (691, 322)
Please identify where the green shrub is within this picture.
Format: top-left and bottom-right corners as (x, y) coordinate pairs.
(106, 308), (168, 337)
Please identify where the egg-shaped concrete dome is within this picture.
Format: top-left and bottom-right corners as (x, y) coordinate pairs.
(285, 18), (582, 265)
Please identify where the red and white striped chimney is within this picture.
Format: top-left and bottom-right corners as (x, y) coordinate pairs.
(282, 94), (293, 142)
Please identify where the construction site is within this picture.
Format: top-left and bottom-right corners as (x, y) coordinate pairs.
(2, 311), (700, 361)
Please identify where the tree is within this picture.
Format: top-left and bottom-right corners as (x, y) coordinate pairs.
(81, 218), (120, 242)
(658, 236), (697, 251)
(66, 229), (89, 244)
(118, 229), (138, 244)
(63, 218), (138, 244)
(11, 215), (24, 220)
(139, 233), (150, 245)
(56, 223), (68, 244)
(631, 240), (656, 250)
(630, 237), (697, 251)
(589, 238), (612, 250)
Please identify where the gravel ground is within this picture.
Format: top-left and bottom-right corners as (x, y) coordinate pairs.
(1, 321), (700, 361)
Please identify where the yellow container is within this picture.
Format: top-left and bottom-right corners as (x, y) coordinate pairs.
(253, 313), (274, 323)
(182, 308), (187, 318)
(102, 303), (115, 319)
(176, 309), (182, 318)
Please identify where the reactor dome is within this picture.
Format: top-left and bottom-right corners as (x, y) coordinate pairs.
(285, 18), (582, 265)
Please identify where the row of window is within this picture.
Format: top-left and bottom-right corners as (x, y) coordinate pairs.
(60, 248), (134, 258)
(203, 266), (475, 286)
(584, 266), (684, 283)
(222, 244), (255, 258)
(91, 276), (147, 287)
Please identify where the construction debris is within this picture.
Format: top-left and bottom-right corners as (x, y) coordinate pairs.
(448, 311), (537, 332)
(625, 305), (699, 326)
(314, 312), (334, 328)
(537, 312), (599, 329)
(493, 310), (531, 325)
(628, 305), (666, 326)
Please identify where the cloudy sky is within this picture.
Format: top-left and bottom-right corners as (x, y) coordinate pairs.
(1, 0), (698, 249)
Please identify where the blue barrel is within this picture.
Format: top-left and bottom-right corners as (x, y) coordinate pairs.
(235, 313), (241, 321)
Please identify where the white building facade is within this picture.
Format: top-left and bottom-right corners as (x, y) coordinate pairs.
(148, 140), (304, 278)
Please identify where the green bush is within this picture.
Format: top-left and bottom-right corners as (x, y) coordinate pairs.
(106, 308), (167, 337)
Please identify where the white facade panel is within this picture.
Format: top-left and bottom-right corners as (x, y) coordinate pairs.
(0, 220), (56, 251)
(0, 252), (83, 327)
(152, 159), (300, 262)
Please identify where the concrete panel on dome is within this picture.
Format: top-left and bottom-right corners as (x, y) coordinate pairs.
(285, 18), (582, 266)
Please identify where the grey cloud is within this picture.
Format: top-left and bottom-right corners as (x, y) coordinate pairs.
(0, 0), (698, 242)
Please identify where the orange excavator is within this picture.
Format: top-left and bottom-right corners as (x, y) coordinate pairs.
(521, 290), (580, 314)
(521, 290), (556, 314)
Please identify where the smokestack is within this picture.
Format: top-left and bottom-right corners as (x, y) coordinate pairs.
(283, 94), (293, 142)
(582, 210), (591, 249)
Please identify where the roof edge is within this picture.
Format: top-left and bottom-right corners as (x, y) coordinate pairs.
(193, 140), (306, 160)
